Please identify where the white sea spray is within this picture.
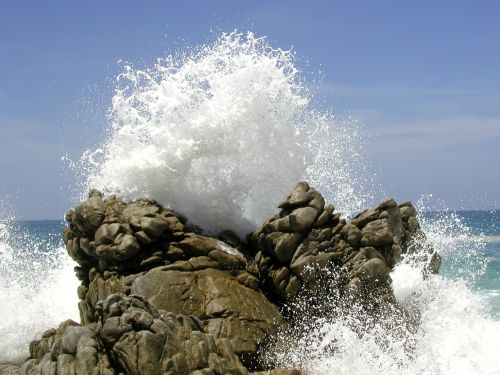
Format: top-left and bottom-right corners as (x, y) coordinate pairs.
(78, 31), (371, 237)
(270, 210), (499, 375)
(0, 217), (79, 362)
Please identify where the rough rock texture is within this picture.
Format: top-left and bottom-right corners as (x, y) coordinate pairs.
(1, 182), (440, 375)
(2, 294), (298, 375)
(249, 181), (440, 313)
(5, 318), (113, 375)
(131, 267), (282, 356)
(62, 191), (284, 369)
(96, 294), (250, 375)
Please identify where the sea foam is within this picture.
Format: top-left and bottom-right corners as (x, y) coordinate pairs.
(79, 31), (372, 237)
(268, 211), (500, 374)
(0, 220), (79, 362)
(286, 264), (500, 375)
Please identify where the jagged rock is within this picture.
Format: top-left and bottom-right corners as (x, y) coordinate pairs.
(288, 207), (319, 232)
(62, 191), (287, 366)
(114, 233), (141, 260)
(398, 202), (441, 273)
(354, 258), (388, 283)
(170, 233), (245, 259)
(139, 216), (169, 238)
(95, 223), (123, 246)
(341, 223), (362, 246)
(79, 273), (128, 325)
(64, 194), (189, 274)
(351, 208), (379, 228)
(278, 181), (311, 209)
(290, 252), (342, 285)
(97, 294), (250, 375)
(4, 294), (263, 375)
(1, 319), (111, 375)
(60, 325), (94, 355)
(313, 204), (333, 227)
(249, 181), (439, 318)
(267, 232), (302, 264)
(73, 194), (106, 234)
(65, 192), (284, 368)
(131, 267), (284, 355)
(24, 182), (438, 375)
(360, 219), (394, 247)
(399, 203), (417, 220)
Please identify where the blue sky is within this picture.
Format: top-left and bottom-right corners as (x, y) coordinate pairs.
(0, 0), (499, 219)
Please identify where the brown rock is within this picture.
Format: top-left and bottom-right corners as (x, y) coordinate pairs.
(131, 268), (284, 355)
(360, 219), (394, 247)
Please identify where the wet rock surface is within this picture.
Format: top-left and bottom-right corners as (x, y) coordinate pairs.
(250, 183), (439, 310)
(1, 182), (439, 374)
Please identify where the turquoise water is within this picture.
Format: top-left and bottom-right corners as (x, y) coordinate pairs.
(6, 219), (63, 251)
(423, 210), (500, 314)
(455, 211), (500, 294)
(0, 220), (60, 273)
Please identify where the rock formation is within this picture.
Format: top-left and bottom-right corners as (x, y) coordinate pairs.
(0, 182), (440, 374)
(249, 182), (440, 310)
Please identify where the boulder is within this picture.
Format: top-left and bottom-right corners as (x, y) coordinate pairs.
(131, 267), (284, 355)
(72, 194), (106, 234)
(360, 219), (394, 247)
(139, 216), (169, 239)
(43, 182), (440, 375)
(97, 293), (251, 374)
(4, 294), (262, 375)
(248, 181), (439, 329)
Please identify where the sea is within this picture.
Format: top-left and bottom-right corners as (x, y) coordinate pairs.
(0, 212), (498, 373)
(1, 32), (498, 374)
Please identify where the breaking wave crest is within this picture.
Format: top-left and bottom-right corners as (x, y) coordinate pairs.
(78, 31), (372, 237)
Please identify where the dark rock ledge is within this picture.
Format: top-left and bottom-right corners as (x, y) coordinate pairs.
(0, 182), (440, 375)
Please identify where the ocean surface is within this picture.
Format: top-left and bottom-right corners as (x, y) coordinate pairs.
(427, 210), (500, 315)
(1, 32), (498, 373)
(0, 211), (499, 373)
